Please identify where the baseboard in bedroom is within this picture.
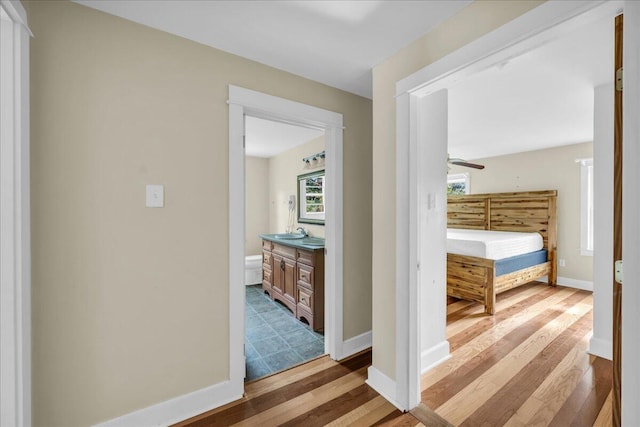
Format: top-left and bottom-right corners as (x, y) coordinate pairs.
(588, 336), (613, 360)
(340, 330), (372, 360)
(93, 380), (242, 427)
(421, 341), (451, 374)
(556, 276), (593, 291)
(366, 366), (402, 410)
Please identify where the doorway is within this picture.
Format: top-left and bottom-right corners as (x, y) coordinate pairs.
(393, 0), (640, 416)
(243, 116), (326, 380)
(228, 86), (344, 394)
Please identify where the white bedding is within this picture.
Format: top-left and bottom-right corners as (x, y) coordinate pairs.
(447, 228), (543, 260)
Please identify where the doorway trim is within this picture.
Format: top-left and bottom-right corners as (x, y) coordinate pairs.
(0, 1), (31, 426)
(394, 0), (633, 413)
(228, 85), (344, 396)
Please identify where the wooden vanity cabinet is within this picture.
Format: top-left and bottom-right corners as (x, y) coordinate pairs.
(296, 248), (324, 332)
(261, 240), (273, 296)
(261, 239), (325, 332)
(270, 243), (298, 314)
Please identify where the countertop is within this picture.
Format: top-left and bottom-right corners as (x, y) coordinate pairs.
(259, 233), (325, 250)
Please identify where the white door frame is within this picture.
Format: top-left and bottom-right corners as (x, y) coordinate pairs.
(228, 86), (344, 396)
(0, 1), (31, 426)
(395, 0), (639, 416)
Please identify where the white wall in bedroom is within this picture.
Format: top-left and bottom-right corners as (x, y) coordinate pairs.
(449, 141), (593, 285)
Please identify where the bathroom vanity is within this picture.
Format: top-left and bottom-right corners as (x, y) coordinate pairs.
(260, 234), (325, 332)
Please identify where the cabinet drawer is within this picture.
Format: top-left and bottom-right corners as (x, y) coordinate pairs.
(262, 251), (273, 269)
(273, 243), (296, 260)
(297, 286), (313, 311)
(263, 269), (272, 284)
(297, 249), (317, 266)
(297, 264), (314, 289)
(262, 240), (273, 251)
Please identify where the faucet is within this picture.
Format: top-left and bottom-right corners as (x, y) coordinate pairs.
(296, 227), (308, 237)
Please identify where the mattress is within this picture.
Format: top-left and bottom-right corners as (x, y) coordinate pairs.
(447, 228), (543, 260)
(495, 249), (548, 276)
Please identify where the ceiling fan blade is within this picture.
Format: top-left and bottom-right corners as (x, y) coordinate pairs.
(450, 160), (485, 170)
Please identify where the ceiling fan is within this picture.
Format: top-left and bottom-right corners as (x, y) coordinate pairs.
(448, 154), (485, 170)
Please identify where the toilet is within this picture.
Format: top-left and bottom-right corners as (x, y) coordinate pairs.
(245, 255), (263, 286)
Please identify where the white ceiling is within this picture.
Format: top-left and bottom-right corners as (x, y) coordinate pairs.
(74, 1), (614, 160)
(245, 117), (323, 158)
(448, 15), (614, 160)
(74, 0), (471, 99)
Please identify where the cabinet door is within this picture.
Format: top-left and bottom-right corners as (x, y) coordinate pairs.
(283, 257), (297, 306)
(271, 253), (284, 297)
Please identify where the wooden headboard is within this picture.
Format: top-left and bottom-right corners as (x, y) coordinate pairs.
(447, 190), (558, 251)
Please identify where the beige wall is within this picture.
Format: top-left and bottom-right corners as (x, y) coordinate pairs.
(245, 156), (270, 256)
(449, 142), (594, 283)
(25, 1), (372, 426)
(269, 136), (326, 239)
(371, 1), (545, 380)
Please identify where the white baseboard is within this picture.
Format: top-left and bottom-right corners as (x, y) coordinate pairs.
(421, 341), (451, 374)
(93, 380), (242, 427)
(366, 366), (402, 410)
(557, 276), (594, 291)
(588, 336), (613, 360)
(340, 330), (372, 360)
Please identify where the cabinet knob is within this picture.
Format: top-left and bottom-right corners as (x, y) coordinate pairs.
(280, 260), (285, 270)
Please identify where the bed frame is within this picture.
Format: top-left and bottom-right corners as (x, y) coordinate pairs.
(447, 190), (558, 315)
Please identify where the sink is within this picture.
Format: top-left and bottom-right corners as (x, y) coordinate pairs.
(272, 233), (305, 240)
(301, 237), (325, 246)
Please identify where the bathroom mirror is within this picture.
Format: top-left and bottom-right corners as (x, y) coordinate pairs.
(297, 170), (325, 225)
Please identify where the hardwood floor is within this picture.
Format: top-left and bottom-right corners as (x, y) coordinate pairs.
(175, 282), (612, 426)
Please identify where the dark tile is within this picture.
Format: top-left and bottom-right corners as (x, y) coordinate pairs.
(244, 284), (324, 379)
(246, 357), (272, 381)
(291, 339), (325, 360)
(247, 292), (269, 304)
(246, 323), (277, 342)
(260, 309), (292, 323)
(278, 327), (318, 347)
(245, 305), (258, 317)
(245, 342), (260, 361)
(245, 314), (264, 329)
(262, 350), (304, 372)
(251, 300), (280, 313)
(269, 316), (302, 334)
(250, 335), (289, 357)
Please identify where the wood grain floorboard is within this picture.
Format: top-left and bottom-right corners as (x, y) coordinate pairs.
(447, 284), (559, 351)
(371, 412), (419, 426)
(422, 290), (590, 408)
(175, 352), (370, 427)
(503, 330), (594, 426)
(175, 284), (611, 427)
(324, 395), (397, 426)
(461, 308), (593, 426)
(593, 391), (613, 426)
(548, 355), (612, 427)
(435, 299), (593, 425)
(445, 281), (540, 325)
(278, 383), (380, 427)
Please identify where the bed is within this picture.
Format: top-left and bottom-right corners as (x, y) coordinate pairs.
(447, 190), (558, 315)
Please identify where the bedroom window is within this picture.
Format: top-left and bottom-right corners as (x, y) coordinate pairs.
(579, 159), (594, 256)
(447, 173), (470, 195)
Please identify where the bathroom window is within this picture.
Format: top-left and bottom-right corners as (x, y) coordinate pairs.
(298, 170), (325, 225)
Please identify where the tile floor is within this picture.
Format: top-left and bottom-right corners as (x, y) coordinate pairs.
(245, 285), (325, 381)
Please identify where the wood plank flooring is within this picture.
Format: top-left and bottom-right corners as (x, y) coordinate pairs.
(175, 282), (612, 426)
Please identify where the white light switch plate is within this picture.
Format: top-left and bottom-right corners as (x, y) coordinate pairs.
(146, 184), (164, 208)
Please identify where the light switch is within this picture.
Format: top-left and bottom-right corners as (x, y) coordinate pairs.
(146, 184), (164, 208)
